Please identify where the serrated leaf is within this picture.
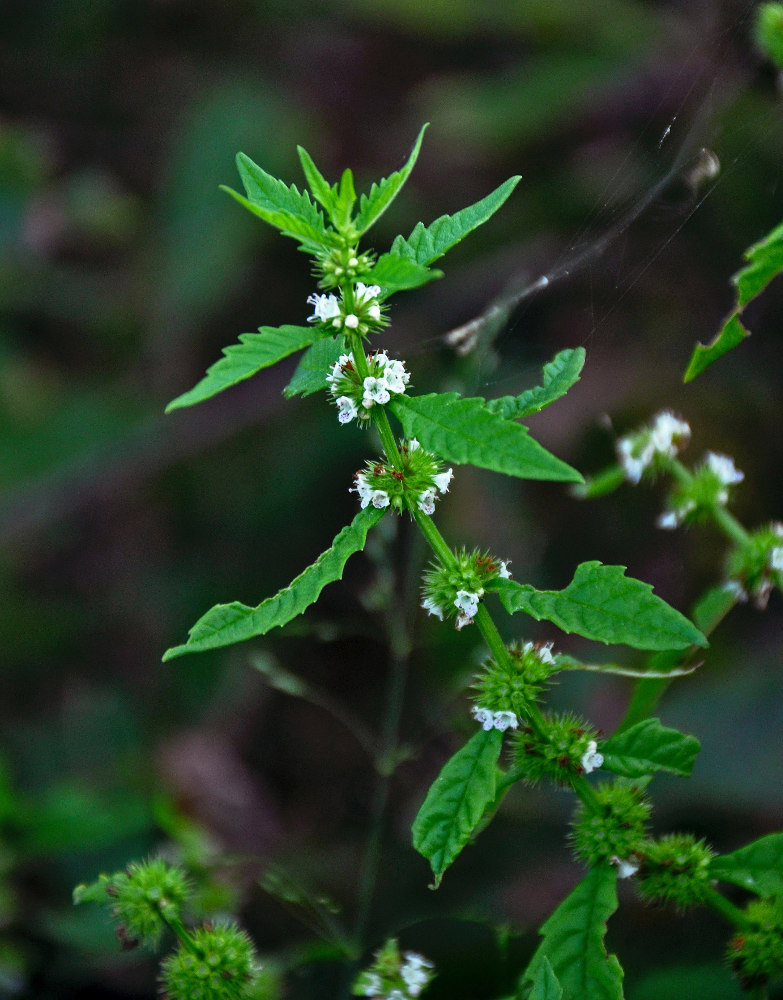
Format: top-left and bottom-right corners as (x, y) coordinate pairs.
(527, 958), (563, 1000)
(368, 252), (441, 295)
(389, 393), (582, 482)
(683, 314), (749, 383)
(334, 169), (356, 230)
(353, 124), (428, 235)
(601, 718), (700, 778)
(522, 865), (623, 1000)
(283, 336), (345, 398)
(709, 833), (783, 897)
(488, 563), (706, 651)
(486, 348), (586, 420)
(391, 175), (521, 266)
(296, 145), (336, 218)
(412, 729), (502, 888)
(163, 506), (385, 659)
(166, 325), (317, 412)
(73, 875), (111, 906)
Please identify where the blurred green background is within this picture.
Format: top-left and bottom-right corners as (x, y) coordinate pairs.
(2, 1), (783, 997)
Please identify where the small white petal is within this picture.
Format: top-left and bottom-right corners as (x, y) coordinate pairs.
(472, 706), (495, 730)
(421, 597), (444, 620)
(344, 313), (359, 329)
(769, 547), (783, 572)
(408, 438), (420, 451)
(307, 292), (341, 323)
(335, 396), (358, 424)
(536, 641), (555, 664)
(492, 711), (518, 732)
(705, 451), (744, 486)
(454, 589), (481, 618)
(433, 468), (454, 493)
(417, 487), (437, 515)
(580, 740), (604, 774)
(610, 856), (639, 879)
(498, 560), (512, 579)
(656, 510), (680, 530)
(370, 490), (390, 509)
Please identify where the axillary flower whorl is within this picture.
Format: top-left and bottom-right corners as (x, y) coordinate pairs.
(351, 439), (452, 514)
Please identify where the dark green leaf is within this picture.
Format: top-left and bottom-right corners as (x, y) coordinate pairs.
(683, 314), (749, 383)
(391, 175), (521, 266)
(556, 654), (698, 679)
(163, 507), (385, 659)
(296, 145), (336, 219)
(283, 336), (346, 398)
(522, 865), (623, 1000)
(369, 252), (441, 295)
(412, 729), (502, 888)
(389, 393), (582, 482)
(601, 718), (700, 778)
(353, 124), (428, 234)
(166, 325), (317, 412)
(710, 833), (783, 897)
(486, 348), (585, 420)
(488, 563), (706, 650)
(527, 958), (563, 1000)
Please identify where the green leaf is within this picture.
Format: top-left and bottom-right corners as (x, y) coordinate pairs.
(368, 252), (441, 295)
(709, 833), (783, 898)
(296, 145), (336, 219)
(73, 875), (111, 906)
(389, 393), (582, 482)
(601, 718), (700, 778)
(486, 348), (586, 420)
(556, 654), (698, 680)
(683, 314), (749, 383)
(412, 729), (502, 888)
(334, 169), (356, 230)
(283, 336), (345, 398)
(522, 865), (624, 1000)
(166, 325), (317, 412)
(163, 506), (385, 659)
(488, 562), (706, 651)
(353, 124), (428, 235)
(391, 175), (521, 266)
(527, 958), (563, 1000)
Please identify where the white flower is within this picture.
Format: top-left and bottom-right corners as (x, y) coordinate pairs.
(408, 438), (420, 451)
(497, 560), (512, 579)
(656, 510), (679, 530)
(307, 292), (341, 325)
(421, 596), (444, 620)
(617, 436), (653, 485)
(354, 282), (381, 304)
(472, 706), (495, 730)
(362, 973), (383, 996)
(401, 952), (434, 996)
(610, 856), (639, 879)
(417, 487), (437, 515)
(723, 579), (748, 602)
(351, 472), (373, 506)
(769, 547), (783, 572)
(432, 468), (453, 494)
(705, 451), (744, 486)
(492, 710), (518, 732)
(454, 589), (481, 619)
(363, 376), (391, 407)
(344, 313), (360, 329)
(617, 411), (690, 484)
(370, 489), (390, 509)
(335, 396), (358, 424)
(650, 411), (690, 455)
(386, 991), (405, 1000)
(580, 740), (604, 774)
(382, 360), (410, 394)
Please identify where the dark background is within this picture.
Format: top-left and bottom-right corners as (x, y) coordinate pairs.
(2, 1), (783, 997)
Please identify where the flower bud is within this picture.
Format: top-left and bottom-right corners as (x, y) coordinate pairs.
(570, 780), (650, 867)
(107, 858), (190, 951)
(513, 712), (601, 787)
(159, 922), (262, 1000)
(635, 833), (715, 910)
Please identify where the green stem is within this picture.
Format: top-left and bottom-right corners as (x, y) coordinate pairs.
(702, 885), (755, 931)
(408, 503), (456, 566)
(711, 503), (751, 547)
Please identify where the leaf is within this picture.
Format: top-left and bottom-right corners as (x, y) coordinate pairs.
(527, 958), (563, 1000)
(391, 175), (522, 266)
(522, 865), (624, 1000)
(283, 336), (345, 398)
(73, 875), (111, 906)
(556, 654), (699, 679)
(163, 506), (385, 660)
(334, 169), (356, 230)
(389, 393), (582, 482)
(486, 348), (586, 420)
(368, 252), (441, 295)
(683, 315), (749, 383)
(601, 719), (700, 778)
(488, 563), (706, 651)
(709, 833), (783, 898)
(353, 124), (428, 235)
(412, 729), (502, 888)
(166, 325), (317, 412)
(296, 145), (336, 219)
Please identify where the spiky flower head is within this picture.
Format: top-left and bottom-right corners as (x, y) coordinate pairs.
(616, 411), (690, 484)
(512, 711), (602, 787)
(635, 833), (715, 910)
(421, 547), (511, 630)
(352, 938), (435, 999)
(159, 921), (262, 1000)
(727, 898), (783, 988)
(307, 282), (386, 337)
(657, 451), (744, 529)
(106, 857), (191, 951)
(570, 780), (651, 867)
(725, 521), (783, 609)
(350, 439), (452, 515)
(326, 351), (410, 426)
(471, 640), (557, 726)
(315, 245), (375, 291)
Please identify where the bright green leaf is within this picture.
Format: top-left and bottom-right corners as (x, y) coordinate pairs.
(756, 3), (783, 68)
(522, 865), (624, 1000)
(684, 314), (749, 383)
(353, 124), (428, 234)
(412, 729), (502, 888)
(334, 168), (356, 230)
(389, 393), (582, 482)
(73, 875), (111, 906)
(486, 348), (586, 420)
(369, 252), (441, 295)
(166, 325), (317, 412)
(710, 833), (783, 898)
(296, 145), (336, 219)
(163, 506), (385, 659)
(488, 563), (706, 650)
(527, 958), (563, 1000)
(601, 718), (700, 778)
(283, 336), (345, 398)
(391, 175), (521, 266)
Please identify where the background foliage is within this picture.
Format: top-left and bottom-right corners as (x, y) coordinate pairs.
(2, 1), (782, 997)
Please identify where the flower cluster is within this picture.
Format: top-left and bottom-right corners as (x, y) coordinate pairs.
(471, 640), (557, 727)
(616, 411), (691, 484)
(725, 521), (783, 608)
(307, 282), (385, 336)
(635, 834), (715, 910)
(105, 857), (191, 951)
(570, 780), (650, 869)
(657, 451), (744, 529)
(326, 351), (410, 425)
(352, 938), (435, 1000)
(513, 712), (603, 787)
(315, 245), (375, 290)
(159, 922), (262, 1000)
(421, 547), (511, 629)
(727, 899), (783, 988)
(351, 439), (452, 514)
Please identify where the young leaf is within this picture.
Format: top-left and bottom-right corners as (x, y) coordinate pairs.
(522, 865), (623, 1000)
(368, 252), (441, 295)
(389, 394), (582, 483)
(222, 152), (336, 250)
(296, 145), (336, 219)
(412, 729), (502, 889)
(73, 875), (112, 906)
(353, 124), (428, 235)
(488, 563), (707, 651)
(283, 336), (345, 398)
(166, 325), (317, 412)
(683, 315), (749, 383)
(163, 506), (385, 660)
(709, 833), (783, 898)
(486, 348), (586, 420)
(600, 718), (700, 778)
(391, 175), (522, 267)
(527, 958), (563, 1000)
(334, 169), (356, 230)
